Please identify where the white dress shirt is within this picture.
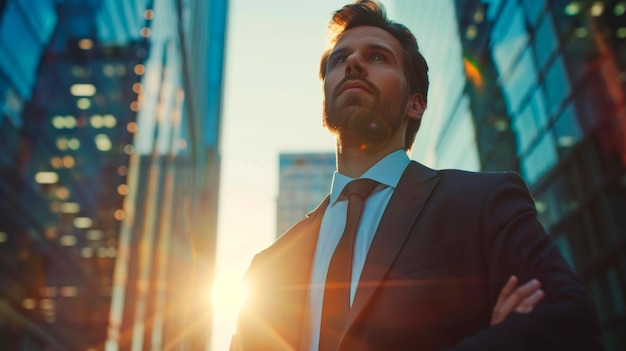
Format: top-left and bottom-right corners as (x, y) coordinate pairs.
(307, 150), (411, 351)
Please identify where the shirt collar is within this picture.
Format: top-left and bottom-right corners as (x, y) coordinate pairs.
(329, 150), (411, 205)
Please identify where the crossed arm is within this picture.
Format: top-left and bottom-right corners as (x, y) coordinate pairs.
(491, 275), (544, 325)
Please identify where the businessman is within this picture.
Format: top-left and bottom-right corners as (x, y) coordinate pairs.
(231, 1), (604, 350)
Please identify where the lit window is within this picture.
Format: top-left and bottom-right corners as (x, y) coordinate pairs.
(51, 157), (63, 168)
(52, 115), (65, 129)
(55, 187), (70, 200)
(57, 138), (68, 151)
(591, 2), (604, 16)
(95, 134), (112, 151)
(60, 235), (77, 246)
(81, 247), (93, 258)
(22, 298), (36, 309)
(73, 217), (93, 229)
(62, 155), (75, 168)
(140, 27), (151, 38)
(617, 27), (626, 39)
(35, 172), (59, 184)
(127, 122), (138, 133)
(40, 287), (57, 297)
(70, 84), (96, 96)
(117, 184), (129, 195)
(90, 114), (104, 128)
(130, 101), (140, 112)
(114, 209), (126, 220)
(615, 2), (626, 16)
(78, 39), (93, 50)
(144, 9), (154, 19)
(60, 202), (81, 214)
(86, 230), (103, 241)
(68, 138), (80, 150)
(466, 25), (478, 40)
(564, 2), (580, 16)
(64, 115), (77, 129)
(60, 286), (78, 297)
(97, 247), (108, 258)
(134, 64), (145, 75)
(40, 299), (55, 310)
(0, 231), (7, 243)
(132, 83), (142, 93)
(123, 144), (135, 155)
(103, 114), (117, 128)
(77, 98), (91, 110)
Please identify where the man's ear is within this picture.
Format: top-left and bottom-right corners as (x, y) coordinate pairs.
(406, 93), (426, 121)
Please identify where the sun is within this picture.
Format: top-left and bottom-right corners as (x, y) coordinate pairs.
(211, 268), (249, 322)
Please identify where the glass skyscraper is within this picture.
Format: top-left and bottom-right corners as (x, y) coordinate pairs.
(0, 1), (227, 350)
(393, 0), (625, 349)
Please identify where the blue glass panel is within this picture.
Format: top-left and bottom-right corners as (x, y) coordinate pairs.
(521, 131), (558, 184)
(533, 13), (558, 70)
(521, 0), (546, 25)
(544, 55), (571, 115)
(513, 103), (538, 155)
(491, 3), (529, 79)
(502, 48), (538, 113)
(530, 88), (549, 130)
(482, 0), (504, 21)
(0, 2), (54, 100)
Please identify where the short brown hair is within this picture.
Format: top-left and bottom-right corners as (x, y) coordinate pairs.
(319, 0), (429, 151)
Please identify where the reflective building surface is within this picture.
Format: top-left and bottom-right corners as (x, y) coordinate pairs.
(276, 153), (335, 237)
(0, 0), (227, 350)
(394, 0), (625, 349)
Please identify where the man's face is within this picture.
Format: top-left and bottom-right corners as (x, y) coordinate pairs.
(322, 26), (412, 150)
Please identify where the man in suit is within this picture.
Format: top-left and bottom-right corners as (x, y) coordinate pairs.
(231, 1), (604, 350)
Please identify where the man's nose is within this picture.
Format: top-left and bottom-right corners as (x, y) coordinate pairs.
(345, 54), (366, 75)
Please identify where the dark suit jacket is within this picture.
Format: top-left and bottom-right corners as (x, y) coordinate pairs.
(232, 161), (603, 351)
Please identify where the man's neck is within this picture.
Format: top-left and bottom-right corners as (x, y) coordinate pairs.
(336, 144), (405, 178)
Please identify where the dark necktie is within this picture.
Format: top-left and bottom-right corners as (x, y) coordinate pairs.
(319, 178), (379, 351)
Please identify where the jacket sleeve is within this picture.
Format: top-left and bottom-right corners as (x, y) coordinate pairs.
(446, 172), (604, 351)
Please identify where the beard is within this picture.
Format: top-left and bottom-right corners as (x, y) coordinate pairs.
(323, 90), (407, 152)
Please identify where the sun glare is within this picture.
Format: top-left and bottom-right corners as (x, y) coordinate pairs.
(211, 269), (249, 321)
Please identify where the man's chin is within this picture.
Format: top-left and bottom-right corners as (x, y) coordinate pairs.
(347, 112), (392, 144)
(325, 109), (393, 149)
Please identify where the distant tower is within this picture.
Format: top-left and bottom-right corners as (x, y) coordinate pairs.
(276, 153), (335, 237)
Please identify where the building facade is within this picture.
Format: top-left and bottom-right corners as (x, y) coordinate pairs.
(0, 0), (227, 350)
(392, 0), (625, 349)
(276, 153), (335, 237)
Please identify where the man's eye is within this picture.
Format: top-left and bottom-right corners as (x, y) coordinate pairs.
(335, 57), (347, 64)
(371, 54), (385, 62)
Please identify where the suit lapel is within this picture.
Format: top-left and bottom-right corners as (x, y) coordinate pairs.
(345, 162), (439, 328)
(284, 196), (329, 348)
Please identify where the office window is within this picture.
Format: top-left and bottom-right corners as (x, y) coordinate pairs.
(513, 103), (539, 155)
(521, 131), (558, 184)
(530, 87), (550, 130)
(491, 3), (529, 79)
(521, 0), (546, 25)
(533, 13), (559, 70)
(543, 55), (571, 116)
(502, 48), (538, 114)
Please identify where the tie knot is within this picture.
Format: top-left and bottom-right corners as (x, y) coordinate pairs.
(342, 178), (379, 200)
